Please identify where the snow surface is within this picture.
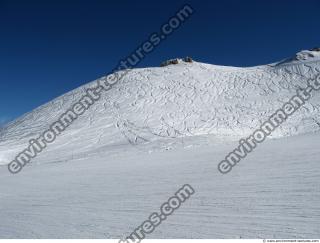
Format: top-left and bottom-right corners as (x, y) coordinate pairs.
(0, 52), (320, 238)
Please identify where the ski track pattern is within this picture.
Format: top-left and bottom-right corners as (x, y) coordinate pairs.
(1, 60), (320, 164)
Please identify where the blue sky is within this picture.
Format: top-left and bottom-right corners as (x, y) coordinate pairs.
(0, 0), (320, 124)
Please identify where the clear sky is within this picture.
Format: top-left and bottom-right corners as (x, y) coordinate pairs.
(0, 0), (319, 123)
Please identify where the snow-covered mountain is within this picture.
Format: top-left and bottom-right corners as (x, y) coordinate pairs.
(1, 50), (320, 239)
(1, 50), (320, 165)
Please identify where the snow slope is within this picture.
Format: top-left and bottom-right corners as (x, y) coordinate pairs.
(1, 51), (320, 165)
(0, 50), (320, 238)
